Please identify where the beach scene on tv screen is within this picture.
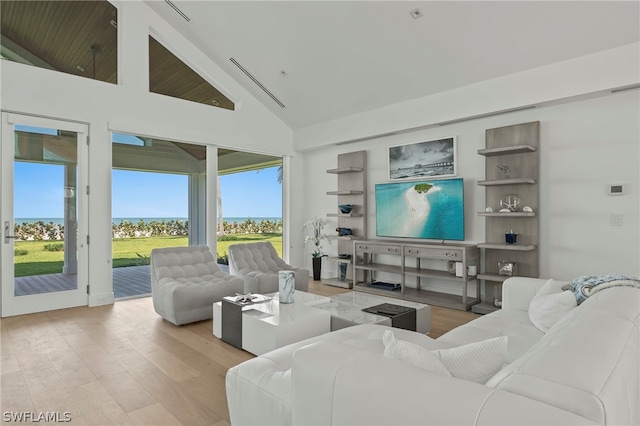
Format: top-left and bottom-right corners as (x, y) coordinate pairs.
(375, 178), (464, 240)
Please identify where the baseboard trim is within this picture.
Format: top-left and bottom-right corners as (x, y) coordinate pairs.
(88, 292), (114, 307)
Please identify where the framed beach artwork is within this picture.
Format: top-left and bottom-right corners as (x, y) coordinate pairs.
(388, 136), (456, 181)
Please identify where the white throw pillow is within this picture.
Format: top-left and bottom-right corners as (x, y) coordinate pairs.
(529, 279), (577, 332)
(382, 330), (451, 377)
(433, 336), (508, 384)
(382, 330), (508, 383)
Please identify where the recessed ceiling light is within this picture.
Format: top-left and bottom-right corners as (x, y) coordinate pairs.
(211, 99), (220, 106)
(409, 8), (424, 19)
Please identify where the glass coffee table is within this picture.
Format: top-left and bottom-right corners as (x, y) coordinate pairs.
(313, 291), (431, 334)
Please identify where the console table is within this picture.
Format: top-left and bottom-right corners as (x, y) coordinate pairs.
(353, 239), (480, 311)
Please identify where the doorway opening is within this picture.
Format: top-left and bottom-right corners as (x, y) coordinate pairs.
(111, 134), (205, 300)
(216, 149), (283, 267)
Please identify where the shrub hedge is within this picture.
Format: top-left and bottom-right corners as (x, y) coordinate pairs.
(14, 218), (283, 241)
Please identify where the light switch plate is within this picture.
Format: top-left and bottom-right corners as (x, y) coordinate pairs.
(611, 214), (623, 226)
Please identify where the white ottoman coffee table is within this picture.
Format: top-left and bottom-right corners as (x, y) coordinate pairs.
(213, 291), (331, 355)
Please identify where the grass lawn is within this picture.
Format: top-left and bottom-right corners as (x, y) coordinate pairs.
(14, 233), (283, 277)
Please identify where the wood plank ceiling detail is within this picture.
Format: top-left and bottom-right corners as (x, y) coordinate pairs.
(1, 1), (234, 110)
(149, 36), (234, 110)
(1, 0), (118, 84)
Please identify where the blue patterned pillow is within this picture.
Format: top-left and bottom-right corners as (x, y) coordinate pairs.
(562, 273), (638, 304)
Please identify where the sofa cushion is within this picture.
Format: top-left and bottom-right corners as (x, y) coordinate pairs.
(433, 336), (508, 383)
(381, 330), (451, 376)
(383, 330), (508, 383)
(437, 308), (543, 364)
(529, 279), (577, 332)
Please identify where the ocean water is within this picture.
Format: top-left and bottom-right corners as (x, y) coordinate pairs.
(375, 179), (464, 240)
(15, 217), (282, 226)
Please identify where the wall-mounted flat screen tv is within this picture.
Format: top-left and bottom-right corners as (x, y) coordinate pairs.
(375, 177), (464, 241)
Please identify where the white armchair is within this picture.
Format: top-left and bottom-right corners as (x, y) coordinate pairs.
(150, 246), (245, 325)
(227, 242), (309, 294)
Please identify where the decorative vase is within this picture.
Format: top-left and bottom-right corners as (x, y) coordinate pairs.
(338, 262), (347, 281)
(312, 257), (322, 280)
(338, 204), (353, 214)
(278, 270), (295, 303)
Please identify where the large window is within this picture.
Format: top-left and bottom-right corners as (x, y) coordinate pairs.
(1, 1), (117, 84)
(111, 134), (206, 299)
(217, 149), (283, 261)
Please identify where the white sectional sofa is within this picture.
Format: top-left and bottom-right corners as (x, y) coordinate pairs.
(225, 277), (640, 425)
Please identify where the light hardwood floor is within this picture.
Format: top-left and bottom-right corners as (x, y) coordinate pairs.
(0, 281), (479, 425)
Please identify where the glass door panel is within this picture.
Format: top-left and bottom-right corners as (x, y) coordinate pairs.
(1, 113), (88, 316)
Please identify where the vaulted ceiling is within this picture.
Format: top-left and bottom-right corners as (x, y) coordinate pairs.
(0, 0), (234, 110)
(145, 1), (640, 129)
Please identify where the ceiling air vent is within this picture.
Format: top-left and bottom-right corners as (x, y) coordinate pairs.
(165, 0), (191, 22)
(437, 105), (536, 126)
(230, 57), (286, 108)
(610, 84), (640, 94)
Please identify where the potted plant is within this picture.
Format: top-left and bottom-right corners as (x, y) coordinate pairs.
(303, 217), (329, 280)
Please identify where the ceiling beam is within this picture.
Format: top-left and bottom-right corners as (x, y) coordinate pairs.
(0, 35), (56, 70)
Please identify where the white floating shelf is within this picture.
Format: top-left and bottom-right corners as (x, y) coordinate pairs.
(477, 144), (537, 157)
(478, 243), (536, 251)
(477, 212), (536, 217)
(326, 190), (364, 195)
(326, 167), (363, 174)
(478, 178), (536, 186)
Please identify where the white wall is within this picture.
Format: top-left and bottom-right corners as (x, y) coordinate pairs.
(0, 1), (293, 306)
(294, 92), (639, 290)
(294, 42), (639, 149)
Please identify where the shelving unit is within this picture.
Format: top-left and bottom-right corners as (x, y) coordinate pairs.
(474, 121), (540, 314)
(353, 239), (480, 311)
(323, 150), (367, 289)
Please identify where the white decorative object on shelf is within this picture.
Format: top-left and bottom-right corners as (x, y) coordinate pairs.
(500, 194), (522, 212)
(499, 208), (511, 213)
(485, 207), (494, 213)
(278, 271), (295, 304)
(468, 265), (477, 276)
(523, 206), (533, 213)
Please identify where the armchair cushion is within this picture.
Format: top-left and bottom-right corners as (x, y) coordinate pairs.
(150, 246), (244, 325)
(228, 242), (309, 294)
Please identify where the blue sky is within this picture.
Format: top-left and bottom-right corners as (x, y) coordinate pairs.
(15, 163), (282, 219)
(13, 125), (282, 219)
